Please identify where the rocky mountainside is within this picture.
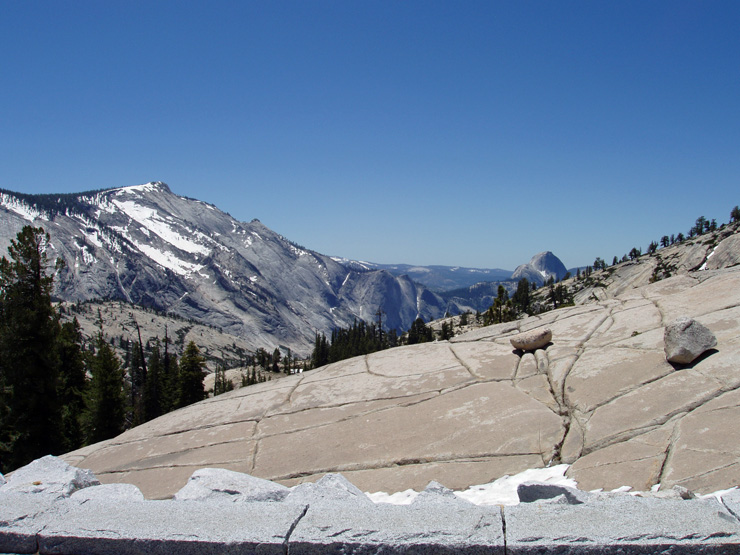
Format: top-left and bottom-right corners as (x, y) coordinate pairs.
(511, 251), (569, 286)
(0, 183), (452, 355)
(560, 221), (740, 304)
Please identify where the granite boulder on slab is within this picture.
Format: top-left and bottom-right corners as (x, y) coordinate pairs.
(664, 316), (718, 364)
(509, 328), (552, 351)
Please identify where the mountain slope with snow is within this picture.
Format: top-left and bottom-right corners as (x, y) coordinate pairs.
(0, 182), (449, 355)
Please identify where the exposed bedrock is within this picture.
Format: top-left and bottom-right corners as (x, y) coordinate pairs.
(55, 265), (740, 502)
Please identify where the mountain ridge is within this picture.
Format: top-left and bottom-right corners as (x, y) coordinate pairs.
(0, 183), (454, 355)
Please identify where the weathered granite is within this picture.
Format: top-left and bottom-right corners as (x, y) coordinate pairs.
(0, 492), (60, 554)
(174, 467), (289, 502)
(1, 454), (100, 498)
(284, 472), (374, 506)
(70, 482), (145, 502)
(2, 459), (740, 554)
(289, 501), (506, 554)
(664, 315), (718, 364)
(53, 261), (740, 500)
(38, 497), (307, 555)
(504, 495), (740, 554)
(510, 327), (552, 350)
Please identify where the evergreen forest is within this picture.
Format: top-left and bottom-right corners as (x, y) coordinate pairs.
(0, 226), (208, 473)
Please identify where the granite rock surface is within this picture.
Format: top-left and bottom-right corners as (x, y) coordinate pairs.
(59, 261), (740, 500)
(2, 457), (740, 554)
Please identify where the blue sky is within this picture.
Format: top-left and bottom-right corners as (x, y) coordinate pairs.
(1, 1), (739, 270)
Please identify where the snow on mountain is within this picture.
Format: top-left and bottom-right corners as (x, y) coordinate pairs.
(0, 183), (449, 355)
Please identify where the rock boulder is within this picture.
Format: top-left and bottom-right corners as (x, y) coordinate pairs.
(1, 455), (99, 498)
(664, 316), (717, 364)
(510, 328), (552, 351)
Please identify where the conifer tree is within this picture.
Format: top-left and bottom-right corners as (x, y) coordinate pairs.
(214, 364), (233, 396)
(0, 226), (63, 470)
(57, 319), (87, 452)
(143, 342), (164, 421)
(178, 341), (206, 407)
(272, 348), (281, 373)
(84, 333), (126, 444)
(732, 206), (740, 223)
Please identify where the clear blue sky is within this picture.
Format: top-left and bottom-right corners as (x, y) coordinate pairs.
(2, 1), (738, 270)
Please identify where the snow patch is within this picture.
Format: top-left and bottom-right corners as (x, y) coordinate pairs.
(0, 193), (45, 222)
(368, 464), (576, 506)
(131, 240), (204, 277)
(82, 229), (103, 249)
(699, 246), (717, 271)
(113, 182), (161, 195)
(111, 199), (210, 255)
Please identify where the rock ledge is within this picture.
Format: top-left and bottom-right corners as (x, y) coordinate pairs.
(1, 456), (739, 554)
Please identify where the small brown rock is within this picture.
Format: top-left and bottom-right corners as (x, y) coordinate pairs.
(510, 328), (552, 351)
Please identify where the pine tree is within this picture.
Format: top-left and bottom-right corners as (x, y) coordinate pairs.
(160, 335), (179, 414)
(512, 278), (530, 314)
(84, 333), (126, 444)
(143, 341), (164, 422)
(178, 341), (206, 407)
(128, 340), (146, 425)
(0, 226), (63, 470)
(57, 319), (87, 452)
(271, 348), (281, 373)
(731, 206), (740, 223)
(214, 364), (233, 396)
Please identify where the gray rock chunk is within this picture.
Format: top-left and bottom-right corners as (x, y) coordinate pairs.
(1, 455), (99, 498)
(38, 497), (307, 554)
(720, 488), (740, 520)
(505, 496), (740, 552)
(635, 484), (696, 500)
(70, 483), (145, 502)
(412, 481), (474, 507)
(285, 473), (374, 505)
(516, 481), (592, 505)
(510, 328), (552, 351)
(664, 316), (717, 364)
(0, 491), (60, 554)
(290, 502), (505, 554)
(173, 467), (289, 503)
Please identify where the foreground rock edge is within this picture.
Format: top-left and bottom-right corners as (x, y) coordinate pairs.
(2, 456), (739, 554)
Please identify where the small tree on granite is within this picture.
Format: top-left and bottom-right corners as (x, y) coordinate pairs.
(731, 206), (740, 223)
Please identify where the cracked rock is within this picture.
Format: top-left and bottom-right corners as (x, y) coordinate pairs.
(285, 473), (374, 505)
(174, 467), (289, 503)
(1, 455), (99, 498)
(510, 328), (552, 351)
(664, 316), (717, 364)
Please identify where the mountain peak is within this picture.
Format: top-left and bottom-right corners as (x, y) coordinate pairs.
(113, 181), (171, 195)
(511, 251), (567, 286)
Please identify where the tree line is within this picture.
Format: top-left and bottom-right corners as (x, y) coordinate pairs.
(576, 208), (740, 281)
(0, 226), (208, 473)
